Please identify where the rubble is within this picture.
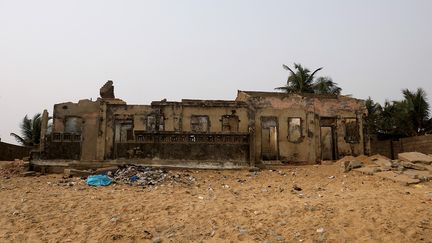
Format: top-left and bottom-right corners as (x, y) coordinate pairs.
(0, 160), (26, 178)
(342, 152), (432, 186)
(398, 152), (432, 165)
(340, 159), (363, 172)
(112, 165), (197, 187)
(99, 80), (115, 98)
(112, 165), (168, 186)
(402, 169), (432, 182)
(375, 171), (421, 186)
(352, 166), (381, 175)
(400, 161), (427, 171)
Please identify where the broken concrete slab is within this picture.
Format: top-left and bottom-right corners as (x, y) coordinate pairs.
(398, 152), (432, 165)
(64, 168), (92, 178)
(402, 169), (432, 182)
(424, 165), (432, 172)
(100, 80), (115, 99)
(342, 160), (363, 172)
(375, 171), (421, 185)
(352, 166), (381, 175)
(20, 171), (37, 177)
(400, 161), (427, 171)
(371, 158), (392, 168)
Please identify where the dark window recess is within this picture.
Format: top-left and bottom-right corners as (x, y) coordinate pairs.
(288, 118), (302, 142)
(126, 129), (134, 141)
(221, 115), (239, 132)
(115, 121), (133, 142)
(64, 117), (82, 134)
(345, 118), (360, 143)
(147, 115), (164, 132)
(191, 116), (209, 132)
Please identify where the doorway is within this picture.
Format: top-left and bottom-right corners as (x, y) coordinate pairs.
(320, 127), (335, 160)
(261, 117), (278, 160)
(320, 117), (337, 160)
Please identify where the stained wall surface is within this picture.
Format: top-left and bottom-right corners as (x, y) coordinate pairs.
(42, 89), (368, 166)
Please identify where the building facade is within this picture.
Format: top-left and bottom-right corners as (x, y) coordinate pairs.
(38, 82), (369, 167)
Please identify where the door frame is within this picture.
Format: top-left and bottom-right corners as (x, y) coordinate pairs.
(319, 117), (338, 160)
(260, 116), (279, 160)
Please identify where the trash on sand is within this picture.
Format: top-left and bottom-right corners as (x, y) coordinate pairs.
(86, 175), (113, 186)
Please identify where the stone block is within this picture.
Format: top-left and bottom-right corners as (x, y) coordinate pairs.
(398, 152), (432, 165)
(371, 157), (392, 167)
(403, 169), (432, 181)
(375, 171), (421, 185)
(352, 166), (381, 175)
(342, 160), (363, 172)
(401, 161), (427, 171)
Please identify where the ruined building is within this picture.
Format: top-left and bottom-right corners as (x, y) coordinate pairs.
(36, 81), (369, 168)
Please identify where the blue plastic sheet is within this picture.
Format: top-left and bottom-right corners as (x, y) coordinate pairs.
(86, 175), (113, 186)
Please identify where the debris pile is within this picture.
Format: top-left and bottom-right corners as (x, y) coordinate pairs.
(0, 160), (26, 178)
(112, 165), (168, 186)
(111, 165), (197, 187)
(340, 152), (432, 185)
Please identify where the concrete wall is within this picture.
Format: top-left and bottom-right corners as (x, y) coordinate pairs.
(371, 135), (432, 159)
(43, 90), (368, 166)
(0, 141), (31, 160)
(237, 92), (367, 163)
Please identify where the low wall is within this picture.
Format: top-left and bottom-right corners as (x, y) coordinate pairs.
(0, 141), (31, 160)
(371, 135), (432, 159)
(115, 132), (250, 162)
(44, 135), (81, 160)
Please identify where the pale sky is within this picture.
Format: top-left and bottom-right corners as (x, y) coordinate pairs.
(1, 0), (431, 144)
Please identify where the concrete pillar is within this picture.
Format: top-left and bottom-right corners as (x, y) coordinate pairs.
(39, 110), (49, 152)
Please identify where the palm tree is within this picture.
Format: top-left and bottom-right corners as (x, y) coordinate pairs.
(313, 77), (342, 95)
(364, 97), (382, 135)
(10, 113), (43, 147)
(402, 88), (430, 135)
(275, 63), (322, 93)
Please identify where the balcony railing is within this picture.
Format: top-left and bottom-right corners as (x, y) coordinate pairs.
(51, 132), (81, 142)
(131, 131), (249, 144)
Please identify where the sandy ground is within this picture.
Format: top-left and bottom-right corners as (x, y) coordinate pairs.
(1, 163), (432, 243)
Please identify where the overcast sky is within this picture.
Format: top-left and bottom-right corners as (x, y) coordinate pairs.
(1, 0), (431, 144)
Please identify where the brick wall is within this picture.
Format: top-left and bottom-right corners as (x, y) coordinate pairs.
(0, 142), (31, 160)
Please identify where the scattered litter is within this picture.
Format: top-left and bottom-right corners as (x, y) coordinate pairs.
(292, 184), (302, 191)
(86, 175), (113, 186)
(111, 165), (196, 187)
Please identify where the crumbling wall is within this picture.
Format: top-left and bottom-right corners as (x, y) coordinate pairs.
(50, 99), (101, 160)
(104, 104), (153, 159)
(0, 142), (31, 160)
(115, 133), (250, 162)
(313, 96), (367, 158)
(105, 101), (251, 163)
(248, 95), (317, 163)
(239, 91), (367, 164)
